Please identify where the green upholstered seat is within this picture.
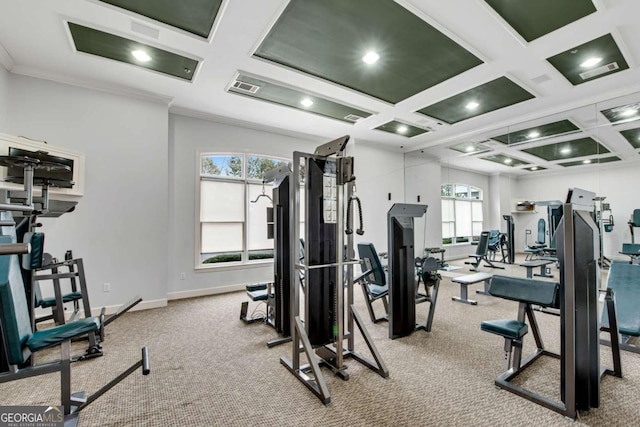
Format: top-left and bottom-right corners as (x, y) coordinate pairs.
(247, 289), (269, 301)
(27, 317), (99, 352)
(489, 275), (559, 308)
(368, 284), (387, 298)
(481, 319), (528, 340)
(602, 261), (640, 336)
(39, 291), (84, 308)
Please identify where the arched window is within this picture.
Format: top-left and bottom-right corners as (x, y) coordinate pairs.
(441, 184), (483, 245)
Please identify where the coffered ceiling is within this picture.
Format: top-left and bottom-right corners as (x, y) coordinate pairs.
(0, 0), (639, 176)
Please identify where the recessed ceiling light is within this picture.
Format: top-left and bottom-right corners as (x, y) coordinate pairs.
(530, 166), (538, 171)
(583, 159), (592, 164)
(300, 98), (313, 108)
(465, 101), (480, 110)
(620, 108), (638, 117)
(465, 145), (475, 152)
(528, 131), (540, 138)
(397, 125), (408, 134)
(580, 57), (602, 68)
(362, 51), (380, 65)
(131, 50), (151, 62)
(560, 147), (572, 154)
(504, 158), (512, 164)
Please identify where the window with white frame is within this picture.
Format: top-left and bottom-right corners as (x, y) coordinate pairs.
(441, 183), (483, 245)
(198, 153), (289, 266)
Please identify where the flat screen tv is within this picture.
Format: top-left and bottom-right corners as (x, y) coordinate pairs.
(5, 147), (74, 188)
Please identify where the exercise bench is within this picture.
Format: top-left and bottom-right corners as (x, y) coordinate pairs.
(465, 231), (504, 271)
(519, 259), (554, 279)
(0, 236), (150, 426)
(600, 261), (640, 354)
(451, 272), (492, 305)
(240, 283), (272, 324)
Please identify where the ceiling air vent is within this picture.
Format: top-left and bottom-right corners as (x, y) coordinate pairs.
(344, 114), (364, 122)
(579, 62), (619, 80)
(232, 80), (260, 94)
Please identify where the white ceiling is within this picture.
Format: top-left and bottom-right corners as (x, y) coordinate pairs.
(1, 0), (639, 176)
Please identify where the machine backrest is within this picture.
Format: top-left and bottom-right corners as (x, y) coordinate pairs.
(622, 243), (640, 255)
(489, 275), (559, 308)
(537, 218), (546, 245)
(21, 232), (45, 305)
(475, 231), (490, 256)
(0, 235), (33, 366)
(487, 230), (500, 249)
(357, 242), (386, 286)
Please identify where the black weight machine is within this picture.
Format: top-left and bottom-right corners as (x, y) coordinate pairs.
(281, 136), (388, 405)
(482, 188), (622, 419)
(501, 214), (514, 264)
(387, 203), (440, 339)
(239, 165), (293, 348)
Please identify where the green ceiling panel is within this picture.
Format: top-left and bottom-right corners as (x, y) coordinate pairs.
(228, 75), (372, 124)
(492, 119), (580, 145)
(254, 0), (483, 104)
(481, 154), (529, 167)
(375, 121), (429, 138)
(68, 23), (198, 81)
(600, 103), (640, 123)
(523, 166), (547, 172)
(547, 34), (629, 86)
(522, 137), (609, 161)
(449, 142), (491, 155)
(484, 0), (596, 42)
(417, 77), (534, 124)
(559, 156), (620, 167)
(620, 128), (640, 149)
(99, 0), (222, 38)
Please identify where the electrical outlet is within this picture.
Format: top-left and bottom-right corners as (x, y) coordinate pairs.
(180, 272), (186, 280)
(103, 283), (111, 292)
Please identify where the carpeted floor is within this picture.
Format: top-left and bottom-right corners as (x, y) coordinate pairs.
(2, 256), (639, 426)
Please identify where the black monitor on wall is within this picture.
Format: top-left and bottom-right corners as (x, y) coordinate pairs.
(5, 147), (74, 188)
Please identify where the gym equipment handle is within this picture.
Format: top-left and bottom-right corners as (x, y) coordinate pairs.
(142, 347), (150, 375)
(0, 243), (30, 255)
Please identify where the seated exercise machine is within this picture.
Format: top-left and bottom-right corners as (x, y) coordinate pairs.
(239, 165), (293, 348)
(621, 209), (640, 264)
(0, 234), (150, 426)
(524, 218), (547, 260)
(501, 215), (515, 264)
(628, 209), (640, 244)
(0, 151), (141, 362)
(481, 188), (622, 419)
(281, 136), (387, 405)
(465, 231), (504, 271)
(355, 242), (388, 324)
(600, 260), (640, 354)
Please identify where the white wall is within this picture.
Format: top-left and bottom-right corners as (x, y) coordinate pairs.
(350, 142), (405, 253)
(6, 74), (169, 310)
(513, 164), (640, 261)
(404, 157), (441, 254)
(0, 65), (8, 131)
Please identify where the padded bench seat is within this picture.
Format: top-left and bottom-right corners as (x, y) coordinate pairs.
(247, 289), (270, 301)
(481, 319), (528, 340)
(519, 259), (554, 279)
(603, 261), (640, 337)
(451, 272), (492, 305)
(368, 284), (388, 298)
(39, 291), (84, 309)
(27, 316), (99, 352)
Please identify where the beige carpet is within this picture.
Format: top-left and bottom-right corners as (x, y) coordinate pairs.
(1, 257), (639, 426)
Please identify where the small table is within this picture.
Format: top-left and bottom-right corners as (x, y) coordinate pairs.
(451, 272), (492, 305)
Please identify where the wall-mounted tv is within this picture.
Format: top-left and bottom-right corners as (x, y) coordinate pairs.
(4, 147), (74, 188)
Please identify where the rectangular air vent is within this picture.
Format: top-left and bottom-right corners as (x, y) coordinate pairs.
(232, 80), (260, 93)
(344, 114), (364, 122)
(579, 62), (619, 80)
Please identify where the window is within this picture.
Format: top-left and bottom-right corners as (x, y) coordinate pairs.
(441, 184), (483, 245)
(198, 153), (289, 266)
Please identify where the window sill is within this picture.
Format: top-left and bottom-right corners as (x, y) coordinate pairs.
(195, 259), (273, 272)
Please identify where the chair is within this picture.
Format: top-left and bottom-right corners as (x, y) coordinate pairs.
(355, 243), (388, 323)
(465, 231), (504, 271)
(0, 235), (149, 426)
(486, 229), (501, 261)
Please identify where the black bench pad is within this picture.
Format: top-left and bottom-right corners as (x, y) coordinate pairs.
(603, 261), (640, 336)
(489, 275), (559, 308)
(247, 289), (269, 301)
(481, 319), (528, 340)
(27, 317), (99, 352)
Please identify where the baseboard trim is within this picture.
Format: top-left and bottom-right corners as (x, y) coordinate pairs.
(167, 284), (246, 301)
